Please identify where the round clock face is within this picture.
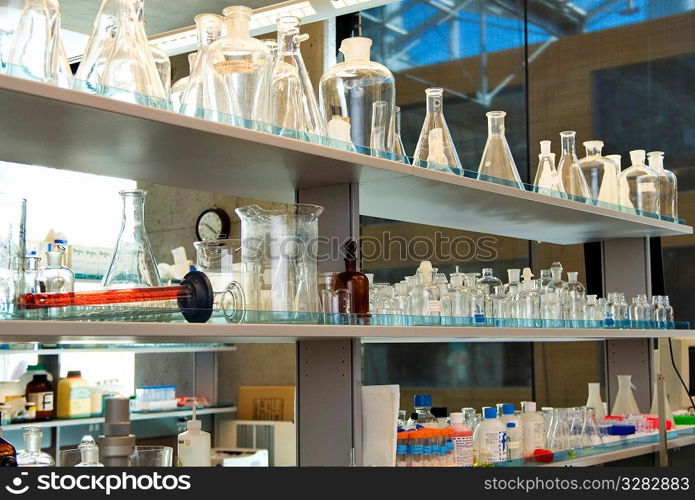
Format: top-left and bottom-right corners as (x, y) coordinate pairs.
(196, 208), (230, 241)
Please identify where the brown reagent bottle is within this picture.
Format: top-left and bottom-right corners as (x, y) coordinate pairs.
(332, 240), (369, 316)
(26, 374), (55, 421)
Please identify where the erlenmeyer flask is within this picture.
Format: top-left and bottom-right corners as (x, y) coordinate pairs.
(102, 189), (161, 289)
(179, 13), (224, 117)
(579, 140), (616, 205)
(270, 16), (325, 140)
(610, 374), (641, 416)
(389, 106), (410, 164)
(100, 0), (168, 106)
(0, 0), (24, 69)
(649, 382), (674, 423)
(648, 151), (678, 219)
(546, 408), (569, 451)
(579, 407), (604, 448)
(170, 52), (196, 113)
(75, 0), (120, 91)
(8, 0), (67, 85)
(370, 100), (389, 157)
(533, 140), (564, 196)
(618, 150), (660, 215)
(477, 111), (524, 189)
(557, 131), (591, 201)
(413, 88), (461, 172)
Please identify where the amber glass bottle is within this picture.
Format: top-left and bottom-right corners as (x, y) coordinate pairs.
(332, 240), (369, 315)
(0, 429), (17, 467)
(26, 374), (54, 420)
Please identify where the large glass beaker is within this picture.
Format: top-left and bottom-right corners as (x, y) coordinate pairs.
(0, 194), (26, 317)
(102, 190), (160, 289)
(235, 204), (323, 316)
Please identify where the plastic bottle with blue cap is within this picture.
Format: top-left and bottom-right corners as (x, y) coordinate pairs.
(413, 394), (437, 428)
(499, 403), (522, 460)
(473, 406), (507, 465)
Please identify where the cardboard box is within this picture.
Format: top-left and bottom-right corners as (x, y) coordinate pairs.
(237, 386), (295, 422)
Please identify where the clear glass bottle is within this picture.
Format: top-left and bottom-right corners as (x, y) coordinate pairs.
(0, 0), (25, 69)
(505, 269), (521, 297)
(17, 426), (54, 466)
(583, 294), (599, 327)
(23, 253), (40, 294)
(35, 249), (73, 293)
(539, 269), (552, 289)
(545, 262), (567, 295)
(76, 435), (104, 467)
(557, 131), (591, 200)
(270, 16), (325, 140)
(540, 291), (563, 327)
(647, 151), (678, 220)
(579, 140), (618, 205)
(489, 285), (508, 326)
(409, 261), (441, 324)
(514, 275), (539, 328)
(180, 13), (224, 118)
(441, 272), (468, 324)
(464, 273), (485, 324)
(413, 394), (437, 428)
(170, 52), (196, 113)
(533, 140), (564, 196)
(618, 150), (660, 215)
(7, 0), (68, 85)
(413, 88), (461, 172)
(102, 189), (160, 288)
(75, 0), (119, 92)
(565, 272), (585, 323)
(628, 294), (649, 328)
(390, 106), (409, 163)
(477, 111), (524, 189)
(478, 268), (503, 290)
(100, 0), (168, 106)
(319, 36), (394, 151)
(663, 295), (674, 326)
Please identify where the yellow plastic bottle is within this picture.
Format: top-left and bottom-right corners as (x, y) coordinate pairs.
(57, 371), (92, 418)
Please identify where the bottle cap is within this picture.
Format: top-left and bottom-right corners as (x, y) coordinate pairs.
(410, 412), (418, 420)
(31, 374), (48, 381)
(506, 422), (516, 428)
(339, 36), (372, 61)
(413, 394), (432, 408)
(483, 406), (497, 419)
(629, 149), (646, 165)
(430, 406), (447, 418)
(27, 363), (46, 371)
(46, 251), (63, 266)
(521, 401), (537, 413)
(540, 140), (551, 155)
(507, 269), (520, 282)
(521, 267), (534, 282)
(501, 403), (515, 415)
(397, 431), (409, 440)
(587, 294), (597, 305)
(449, 412), (464, 425)
(67, 370), (82, 378)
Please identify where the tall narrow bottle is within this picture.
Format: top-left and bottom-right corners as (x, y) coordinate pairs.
(618, 150), (660, 215)
(413, 88), (461, 172)
(332, 240), (369, 316)
(390, 106), (409, 163)
(647, 151), (678, 220)
(102, 190), (160, 288)
(557, 131), (591, 200)
(180, 13), (224, 117)
(533, 140), (564, 196)
(477, 111), (524, 189)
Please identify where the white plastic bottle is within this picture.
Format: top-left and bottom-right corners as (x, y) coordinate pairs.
(499, 403), (522, 460)
(448, 412), (473, 467)
(177, 404), (211, 466)
(520, 401), (545, 457)
(473, 406), (507, 465)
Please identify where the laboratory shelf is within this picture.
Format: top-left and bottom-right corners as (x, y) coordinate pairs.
(0, 342), (237, 354)
(1, 404), (237, 431)
(0, 318), (691, 344)
(0, 74), (690, 244)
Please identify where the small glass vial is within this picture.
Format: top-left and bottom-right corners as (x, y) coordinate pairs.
(36, 250), (74, 293)
(76, 435), (104, 467)
(17, 426), (54, 467)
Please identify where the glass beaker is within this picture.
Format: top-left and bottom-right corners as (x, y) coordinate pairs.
(193, 239), (245, 320)
(102, 189), (161, 289)
(0, 194), (26, 318)
(477, 111), (524, 189)
(648, 151), (678, 220)
(128, 445), (172, 466)
(619, 150), (660, 215)
(557, 131), (591, 201)
(100, 0), (168, 107)
(179, 13), (224, 118)
(235, 203), (323, 317)
(370, 100), (389, 157)
(413, 88), (461, 172)
(7, 0), (69, 85)
(533, 140), (564, 197)
(270, 16), (325, 141)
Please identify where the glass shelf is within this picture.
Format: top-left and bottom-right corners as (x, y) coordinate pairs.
(0, 341), (237, 354)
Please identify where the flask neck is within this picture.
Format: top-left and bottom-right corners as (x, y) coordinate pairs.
(425, 89), (443, 115)
(119, 191), (147, 238)
(197, 16), (223, 49)
(486, 112), (506, 136)
(344, 258), (357, 272)
(584, 143), (603, 157)
(224, 15), (250, 40)
(23, 430), (41, 453)
(80, 446), (100, 465)
(560, 133), (577, 156)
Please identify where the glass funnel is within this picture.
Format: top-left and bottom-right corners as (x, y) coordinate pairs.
(618, 150), (660, 215)
(102, 189), (161, 289)
(648, 151), (678, 219)
(579, 140), (619, 206)
(0, 0), (24, 68)
(533, 140), (564, 196)
(557, 131), (591, 201)
(319, 36), (395, 151)
(179, 13), (224, 117)
(269, 16), (325, 140)
(477, 111), (524, 189)
(170, 52), (196, 112)
(413, 88), (461, 172)
(7, 0), (69, 85)
(235, 203), (323, 315)
(100, 0), (168, 106)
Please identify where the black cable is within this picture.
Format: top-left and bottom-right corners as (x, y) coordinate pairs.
(668, 338), (695, 412)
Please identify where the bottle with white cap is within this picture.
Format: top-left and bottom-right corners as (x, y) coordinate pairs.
(36, 249), (74, 293)
(410, 261), (441, 323)
(520, 401), (545, 457)
(177, 402), (211, 466)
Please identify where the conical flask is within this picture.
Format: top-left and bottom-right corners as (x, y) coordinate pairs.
(649, 381), (674, 423)
(102, 189), (161, 289)
(149, 44), (170, 97)
(7, 0), (68, 85)
(477, 111), (524, 189)
(389, 106), (410, 164)
(179, 14), (224, 117)
(579, 140), (618, 205)
(579, 407), (604, 448)
(75, 0), (120, 91)
(610, 374), (641, 416)
(100, 0), (168, 106)
(270, 16), (325, 141)
(648, 151), (678, 220)
(170, 52), (196, 113)
(557, 131), (591, 201)
(618, 150), (660, 215)
(533, 140), (564, 196)
(413, 88), (461, 172)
